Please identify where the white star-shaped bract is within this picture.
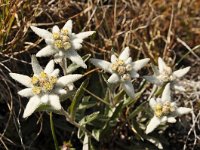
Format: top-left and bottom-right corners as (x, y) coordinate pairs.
(144, 57), (190, 91)
(90, 47), (150, 98)
(145, 83), (192, 134)
(30, 20), (95, 68)
(9, 56), (83, 118)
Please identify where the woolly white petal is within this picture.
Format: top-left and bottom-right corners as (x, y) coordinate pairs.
(36, 45), (57, 57)
(67, 83), (74, 90)
(23, 96), (41, 118)
(111, 55), (117, 63)
(49, 94), (61, 110)
(147, 138), (163, 149)
(161, 83), (171, 102)
(125, 57), (132, 64)
(90, 58), (112, 73)
(143, 76), (161, 85)
(173, 67), (190, 78)
(119, 47), (130, 61)
(9, 73), (32, 87)
(145, 116), (161, 134)
(41, 94), (49, 103)
(54, 88), (67, 95)
(132, 58), (150, 71)
(56, 74), (83, 87)
(31, 55), (43, 75)
(65, 49), (87, 68)
(158, 57), (168, 73)
(107, 73), (120, 83)
(160, 116), (168, 123)
(18, 88), (34, 98)
(50, 69), (60, 77)
(71, 38), (83, 49)
(176, 107), (192, 116)
(167, 117), (177, 123)
(52, 25), (60, 33)
(76, 31), (95, 39)
(44, 60), (54, 74)
(63, 20), (73, 33)
(54, 53), (63, 63)
(45, 39), (54, 45)
(149, 98), (157, 110)
(130, 70), (139, 78)
(170, 102), (176, 110)
(122, 81), (135, 98)
(30, 26), (52, 39)
(173, 84), (186, 92)
(58, 50), (65, 57)
(156, 98), (163, 104)
(54, 58), (62, 63)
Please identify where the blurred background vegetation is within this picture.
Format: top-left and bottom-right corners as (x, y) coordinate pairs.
(0, 0), (200, 149)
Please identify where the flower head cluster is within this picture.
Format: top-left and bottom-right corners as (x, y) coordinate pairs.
(31, 20), (95, 68)
(145, 83), (191, 134)
(10, 56), (83, 118)
(111, 57), (132, 81)
(52, 26), (72, 50)
(8, 17), (192, 145)
(31, 71), (57, 95)
(144, 57), (190, 91)
(90, 47), (149, 98)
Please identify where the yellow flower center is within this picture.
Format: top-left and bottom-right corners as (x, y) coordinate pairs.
(117, 66), (126, 75)
(155, 109), (162, 118)
(61, 29), (68, 35)
(155, 103), (162, 111)
(111, 59), (133, 80)
(32, 86), (41, 95)
(53, 29), (71, 51)
(54, 40), (63, 49)
(43, 82), (53, 91)
(126, 64), (132, 71)
(49, 76), (57, 84)
(40, 71), (47, 79)
(122, 74), (131, 81)
(53, 33), (60, 39)
(158, 67), (173, 82)
(154, 101), (175, 117)
(31, 71), (57, 95)
(31, 76), (39, 85)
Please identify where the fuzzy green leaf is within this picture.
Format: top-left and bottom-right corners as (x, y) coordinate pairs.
(79, 111), (100, 126)
(66, 54), (91, 74)
(69, 80), (89, 120)
(128, 102), (147, 119)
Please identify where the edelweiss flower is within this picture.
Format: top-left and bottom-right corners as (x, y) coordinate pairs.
(90, 47), (149, 98)
(145, 83), (191, 134)
(144, 57), (190, 91)
(9, 56), (83, 118)
(30, 20), (95, 68)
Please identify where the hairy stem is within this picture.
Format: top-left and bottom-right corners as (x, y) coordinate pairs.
(61, 108), (93, 138)
(50, 112), (59, 150)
